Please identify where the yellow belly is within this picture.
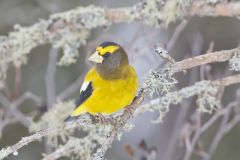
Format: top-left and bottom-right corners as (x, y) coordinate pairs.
(72, 66), (138, 116)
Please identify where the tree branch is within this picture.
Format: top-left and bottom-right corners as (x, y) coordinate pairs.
(1, 44), (240, 159)
(173, 47), (239, 73)
(45, 47), (59, 108)
(1, 0), (240, 68)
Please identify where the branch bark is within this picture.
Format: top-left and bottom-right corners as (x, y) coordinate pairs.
(173, 47), (239, 73)
(1, 45), (240, 159)
(1, 0), (240, 67)
(45, 47), (59, 108)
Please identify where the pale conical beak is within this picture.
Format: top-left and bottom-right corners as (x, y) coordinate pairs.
(88, 51), (103, 63)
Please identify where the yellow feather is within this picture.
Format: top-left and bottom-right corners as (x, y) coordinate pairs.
(96, 46), (119, 55)
(71, 105), (87, 116)
(71, 65), (138, 116)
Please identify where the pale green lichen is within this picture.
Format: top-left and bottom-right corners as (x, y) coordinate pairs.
(49, 5), (108, 65)
(130, 0), (193, 27)
(196, 82), (219, 113)
(229, 53), (240, 71)
(140, 47), (177, 122)
(139, 80), (220, 123)
(42, 123), (113, 160)
(130, 0), (165, 27)
(0, 5), (109, 83)
(162, 0), (192, 26)
(30, 100), (75, 147)
(142, 66), (177, 98)
(0, 1), (231, 159)
(55, 137), (95, 160)
(92, 148), (105, 160)
(50, 5), (109, 29)
(10, 22), (47, 66)
(31, 99), (116, 159)
(55, 30), (90, 65)
(123, 123), (135, 133)
(0, 0), (195, 84)
(178, 81), (220, 114)
(0, 21), (47, 83)
(150, 92), (182, 123)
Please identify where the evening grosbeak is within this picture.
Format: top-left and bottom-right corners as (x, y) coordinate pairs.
(65, 42), (138, 121)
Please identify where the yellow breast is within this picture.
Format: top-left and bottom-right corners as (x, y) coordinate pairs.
(80, 65), (138, 115)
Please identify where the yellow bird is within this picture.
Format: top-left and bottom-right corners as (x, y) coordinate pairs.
(65, 42), (138, 121)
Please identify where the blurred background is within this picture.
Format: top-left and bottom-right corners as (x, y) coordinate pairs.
(0, 0), (240, 160)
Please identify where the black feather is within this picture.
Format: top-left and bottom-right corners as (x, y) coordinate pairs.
(64, 82), (93, 122)
(75, 82), (93, 107)
(64, 116), (79, 122)
(99, 42), (118, 48)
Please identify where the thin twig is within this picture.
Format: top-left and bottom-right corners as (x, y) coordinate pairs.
(183, 101), (239, 160)
(45, 47), (59, 108)
(173, 47), (239, 73)
(1, 0), (240, 66)
(162, 31), (203, 160)
(2, 72), (240, 160)
(0, 93), (30, 127)
(1, 46), (240, 159)
(0, 94), (144, 160)
(202, 110), (230, 160)
(166, 20), (188, 51)
(202, 103), (240, 160)
(0, 118), (92, 160)
(13, 91), (42, 107)
(13, 66), (21, 98)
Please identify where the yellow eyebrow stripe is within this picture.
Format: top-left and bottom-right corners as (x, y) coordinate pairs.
(97, 45), (119, 55)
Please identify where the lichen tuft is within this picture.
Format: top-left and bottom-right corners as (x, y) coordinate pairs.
(229, 52), (240, 71)
(142, 67), (177, 98)
(30, 100), (75, 147)
(130, 0), (192, 27)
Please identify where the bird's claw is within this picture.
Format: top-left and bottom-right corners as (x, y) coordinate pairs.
(124, 106), (134, 118)
(95, 113), (108, 124)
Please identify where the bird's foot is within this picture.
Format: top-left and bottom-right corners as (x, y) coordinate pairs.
(94, 113), (109, 124)
(124, 105), (134, 118)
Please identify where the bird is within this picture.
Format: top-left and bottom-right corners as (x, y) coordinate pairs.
(65, 41), (138, 121)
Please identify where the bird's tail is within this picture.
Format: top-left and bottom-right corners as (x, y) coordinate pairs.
(64, 116), (78, 122)
(64, 106), (87, 122)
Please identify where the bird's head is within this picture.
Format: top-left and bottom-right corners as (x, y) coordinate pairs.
(88, 42), (129, 78)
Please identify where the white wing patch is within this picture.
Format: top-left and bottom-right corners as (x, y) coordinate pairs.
(80, 81), (90, 93)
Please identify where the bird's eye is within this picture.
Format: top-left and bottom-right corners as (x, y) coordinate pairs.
(103, 52), (111, 58)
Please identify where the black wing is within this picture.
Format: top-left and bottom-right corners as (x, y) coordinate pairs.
(64, 81), (93, 122)
(75, 81), (93, 107)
